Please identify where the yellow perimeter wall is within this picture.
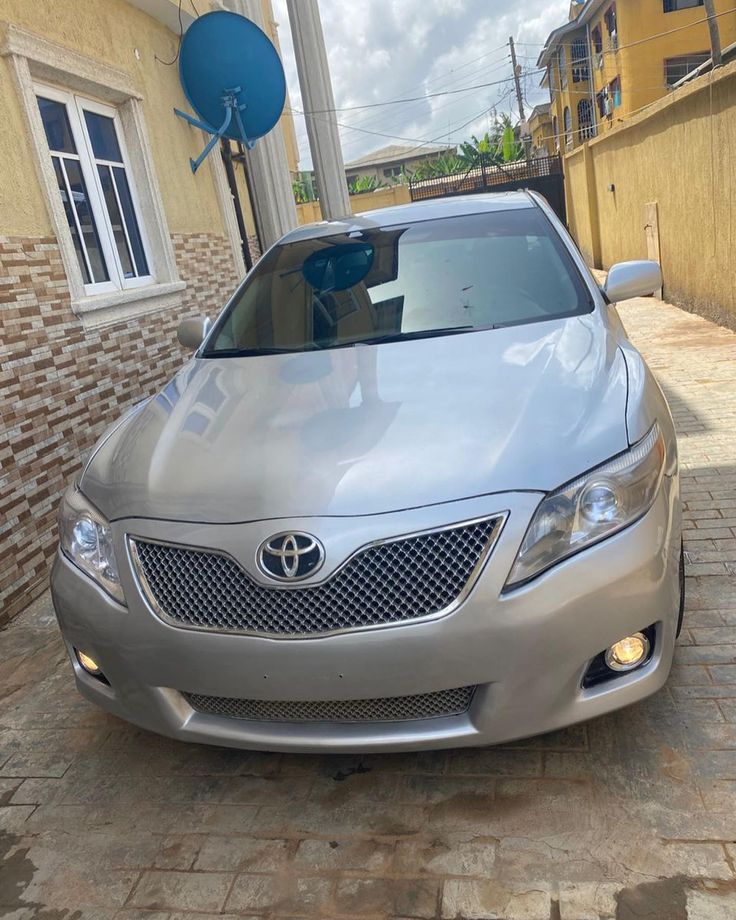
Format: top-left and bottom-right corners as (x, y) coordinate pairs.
(565, 60), (736, 320)
(296, 184), (412, 224)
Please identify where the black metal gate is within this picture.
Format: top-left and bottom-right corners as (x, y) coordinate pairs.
(408, 155), (566, 224)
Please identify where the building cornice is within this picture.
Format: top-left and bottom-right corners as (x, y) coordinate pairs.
(125, 0), (196, 34)
(537, 0), (608, 68)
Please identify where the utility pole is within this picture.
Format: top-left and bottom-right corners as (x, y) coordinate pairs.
(286, 0), (351, 220)
(509, 36), (531, 160)
(703, 0), (723, 67)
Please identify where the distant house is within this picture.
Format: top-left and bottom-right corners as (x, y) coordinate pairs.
(344, 144), (457, 184)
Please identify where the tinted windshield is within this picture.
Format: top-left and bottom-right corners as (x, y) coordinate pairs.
(204, 208), (592, 357)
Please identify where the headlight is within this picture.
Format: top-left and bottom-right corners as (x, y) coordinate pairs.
(59, 484), (125, 605)
(505, 424), (666, 590)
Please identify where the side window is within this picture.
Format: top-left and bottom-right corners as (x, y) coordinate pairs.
(663, 0), (703, 11)
(563, 107), (573, 151)
(559, 46), (568, 89)
(665, 53), (710, 85)
(36, 87), (152, 295)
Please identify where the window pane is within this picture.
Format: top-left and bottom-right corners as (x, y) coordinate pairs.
(113, 167), (149, 276)
(37, 97), (77, 154)
(665, 53), (709, 85)
(664, 0), (703, 11)
(98, 165), (135, 278)
(83, 110), (123, 162)
(52, 156), (90, 284)
(64, 159), (109, 284)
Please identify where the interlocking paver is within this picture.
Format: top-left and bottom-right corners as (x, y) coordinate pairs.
(1, 294), (736, 916)
(226, 873), (333, 914)
(128, 870), (235, 911)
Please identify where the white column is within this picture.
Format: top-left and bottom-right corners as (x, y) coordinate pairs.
(227, 0), (298, 249)
(285, 0), (351, 220)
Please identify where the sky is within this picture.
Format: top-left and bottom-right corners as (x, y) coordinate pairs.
(271, 0), (569, 171)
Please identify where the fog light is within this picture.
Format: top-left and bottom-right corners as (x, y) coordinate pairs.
(77, 650), (102, 675)
(605, 633), (650, 672)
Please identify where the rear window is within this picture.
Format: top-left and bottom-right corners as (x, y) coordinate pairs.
(204, 208), (592, 357)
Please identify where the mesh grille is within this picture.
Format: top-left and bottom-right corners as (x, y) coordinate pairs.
(183, 686), (476, 723)
(131, 518), (499, 637)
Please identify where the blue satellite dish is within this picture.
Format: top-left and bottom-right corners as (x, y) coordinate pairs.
(174, 10), (287, 173)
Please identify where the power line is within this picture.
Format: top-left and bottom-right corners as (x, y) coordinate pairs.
(522, 4), (736, 59)
(338, 83), (507, 157)
(290, 103), (495, 156)
(334, 59), (516, 156)
(533, 63), (723, 148)
(304, 45), (507, 130)
(304, 71), (543, 115)
(293, 49), (517, 162)
(304, 56), (528, 160)
(345, 41), (510, 103)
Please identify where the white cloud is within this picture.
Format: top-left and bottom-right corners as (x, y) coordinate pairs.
(272, 0), (568, 169)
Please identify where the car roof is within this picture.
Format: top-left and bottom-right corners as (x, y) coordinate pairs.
(279, 191), (536, 245)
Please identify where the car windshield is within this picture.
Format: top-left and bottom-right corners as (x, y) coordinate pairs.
(204, 207), (592, 357)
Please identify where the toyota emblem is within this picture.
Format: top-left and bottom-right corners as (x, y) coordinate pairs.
(257, 532), (325, 581)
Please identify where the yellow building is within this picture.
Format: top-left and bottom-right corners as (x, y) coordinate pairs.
(0, 0), (298, 623)
(539, 0), (736, 152)
(528, 103), (555, 156)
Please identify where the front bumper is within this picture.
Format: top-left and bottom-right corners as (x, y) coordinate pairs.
(51, 481), (681, 753)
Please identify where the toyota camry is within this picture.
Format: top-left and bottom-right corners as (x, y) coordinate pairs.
(51, 192), (683, 752)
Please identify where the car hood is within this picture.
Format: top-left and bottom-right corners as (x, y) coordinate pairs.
(82, 313), (629, 523)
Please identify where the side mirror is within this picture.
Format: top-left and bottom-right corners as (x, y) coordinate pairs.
(177, 316), (210, 351)
(604, 260), (662, 303)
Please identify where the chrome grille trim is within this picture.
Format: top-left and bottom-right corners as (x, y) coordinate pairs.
(182, 686), (477, 723)
(128, 514), (505, 639)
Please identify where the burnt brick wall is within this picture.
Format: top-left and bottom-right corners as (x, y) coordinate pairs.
(0, 232), (242, 627)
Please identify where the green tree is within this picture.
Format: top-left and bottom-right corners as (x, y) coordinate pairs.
(458, 116), (524, 168)
(458, 132), (495, 168)
(292, 179), (309, 204)
(348, 174), (387, 194)
(410, 154), (466, 181)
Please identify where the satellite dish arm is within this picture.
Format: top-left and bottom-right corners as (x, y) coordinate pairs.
(175, 103), (235, 174)
(173, 108), (219, 134)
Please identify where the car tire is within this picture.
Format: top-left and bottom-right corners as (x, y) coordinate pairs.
(676, 540), (686, 638)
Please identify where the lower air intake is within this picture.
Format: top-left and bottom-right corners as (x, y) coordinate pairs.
(183, 686), (477, 723)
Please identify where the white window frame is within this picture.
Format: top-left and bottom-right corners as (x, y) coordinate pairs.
(2, 24), (186, 328)
(35, 83), (156, 297)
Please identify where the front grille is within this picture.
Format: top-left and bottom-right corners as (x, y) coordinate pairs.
(183, 686), (477, 723)
(130, 517), (500, 637)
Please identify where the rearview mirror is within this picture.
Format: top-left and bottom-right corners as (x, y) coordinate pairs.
(177, 316), (210, 351)
(303, 242), (375, 293)
(604, 261), (662, 303)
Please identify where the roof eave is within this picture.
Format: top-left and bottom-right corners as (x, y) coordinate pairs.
(537, 0), (605, 67)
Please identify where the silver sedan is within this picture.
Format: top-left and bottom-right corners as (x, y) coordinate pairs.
(51, 192), (683, 752)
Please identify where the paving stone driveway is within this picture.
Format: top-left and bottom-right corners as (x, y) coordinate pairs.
(1, 296), (736, 920)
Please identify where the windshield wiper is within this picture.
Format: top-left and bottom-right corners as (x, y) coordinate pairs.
(202, 345), (316, 358)
(353, 325), (477, 346)
(204, 327), (481, 357)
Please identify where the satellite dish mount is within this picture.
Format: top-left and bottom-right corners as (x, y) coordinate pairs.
(173, 10), (287, 175)
(175, 88), (255, 174)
